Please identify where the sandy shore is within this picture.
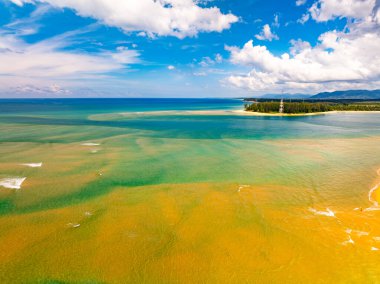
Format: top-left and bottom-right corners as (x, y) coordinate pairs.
(238, 110), (380, 117)
(117, 109), (327, 117)
(233, 110), (326, 116)
(89, 109), (380, 121)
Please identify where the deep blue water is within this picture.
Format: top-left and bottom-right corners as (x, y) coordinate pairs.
(0, 98), (243, 115)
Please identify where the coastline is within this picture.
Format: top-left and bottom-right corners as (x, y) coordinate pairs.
(89, 109), (380, 121)
(234, 110), (325, 116)
(239, 110), (380, 117)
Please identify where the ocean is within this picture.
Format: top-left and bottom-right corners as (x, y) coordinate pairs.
(0, 98), (380, 283)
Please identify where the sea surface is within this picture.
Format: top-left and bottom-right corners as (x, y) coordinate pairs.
(0, 98), (380, 283)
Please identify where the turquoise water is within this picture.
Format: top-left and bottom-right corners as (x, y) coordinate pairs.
(1, 98), (380, 142)
(1, 99), (380, 283)
(1, 98), (379, 212)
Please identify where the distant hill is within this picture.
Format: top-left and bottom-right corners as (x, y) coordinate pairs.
(259, 93), (312, 99)
(312, 89), (380, 100)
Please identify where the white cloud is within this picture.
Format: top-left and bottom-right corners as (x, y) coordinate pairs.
(168, 65), (176, 70)
(215, 53), (223, 63)
(0, 34), (139, 78)
(309, 0), (376, 22)
(273, 14), (280, 27)
(9, 0), (238, 39)
(225, 0), (380, 94)
(255, 24), (279, 41)
(14, 84), (71, 95)
(199, 53), (223, 67)
(296, 0), (307, 6)
(297, 13), (310, 24)
(0, 28), (140, 95)
(289, 39), (311, 56)
(226, 28), (380, 93)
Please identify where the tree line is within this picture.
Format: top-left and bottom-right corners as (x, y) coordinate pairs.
(244, 101), (380, 114)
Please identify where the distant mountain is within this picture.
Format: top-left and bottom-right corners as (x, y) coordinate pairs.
(312, 89), (380, 100)
(259, 93), (312, 99)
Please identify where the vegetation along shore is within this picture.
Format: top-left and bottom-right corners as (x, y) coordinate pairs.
(244, 99), (380, 114)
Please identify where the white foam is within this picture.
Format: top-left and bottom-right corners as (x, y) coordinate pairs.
(67, 223), (80, 228)
(366, 168), (380, 209)
(237, 185), (250, 192)
(345, 228), (352, 234)
(373, 237), (380, 242)
(21, 162), (42, 168)
(363, 206), (380, 212)
(0, 177), (26, 189)
(309, 207), (336, 217)
(342, 236), (355, 246)
(371, 247), (379, 251)
(368, 183), (380, 207)
(81, 143), (100, 146)
(352, 230), (369, 237)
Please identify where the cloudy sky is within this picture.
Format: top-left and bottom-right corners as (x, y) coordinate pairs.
(0, 0), (379, 97)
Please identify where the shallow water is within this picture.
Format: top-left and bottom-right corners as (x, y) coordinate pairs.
(0, 99), (380, 283)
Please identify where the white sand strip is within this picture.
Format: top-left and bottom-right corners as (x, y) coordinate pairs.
(0, 177), (26, 189)
(81, 143), (100, 146)
(21, 162), (42, 168)
(308, 207), (336, 217)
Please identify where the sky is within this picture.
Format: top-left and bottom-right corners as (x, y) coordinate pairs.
(0, 0), (379, 98)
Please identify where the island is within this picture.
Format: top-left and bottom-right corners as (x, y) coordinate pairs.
(244, 99), (380, 114)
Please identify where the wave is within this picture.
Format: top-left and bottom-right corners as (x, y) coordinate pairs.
(364, 168), (380, 211)
(308, 207), (336, 217)
(21, 162), (42, 168)
(81, 143), (100, 146)
(0, 177), (26, 189)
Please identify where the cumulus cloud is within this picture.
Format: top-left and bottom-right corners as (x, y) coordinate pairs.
(255, 24), (279, 41)
(309, 0), (376, 22)
(9, 0), (238, 38)
(226, 0), (380, 93)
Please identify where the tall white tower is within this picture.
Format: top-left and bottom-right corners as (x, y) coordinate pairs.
(279, 99), (284, 113)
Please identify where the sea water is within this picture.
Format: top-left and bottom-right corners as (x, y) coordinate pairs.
(0, 99), (380, 283)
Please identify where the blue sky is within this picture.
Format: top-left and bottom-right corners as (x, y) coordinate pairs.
(0, 0), (379, 97)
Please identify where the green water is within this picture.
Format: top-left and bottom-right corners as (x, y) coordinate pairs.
(1, 99), (380, 283)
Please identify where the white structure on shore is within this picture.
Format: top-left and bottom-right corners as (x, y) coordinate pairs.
(279, 99), (284, 113)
